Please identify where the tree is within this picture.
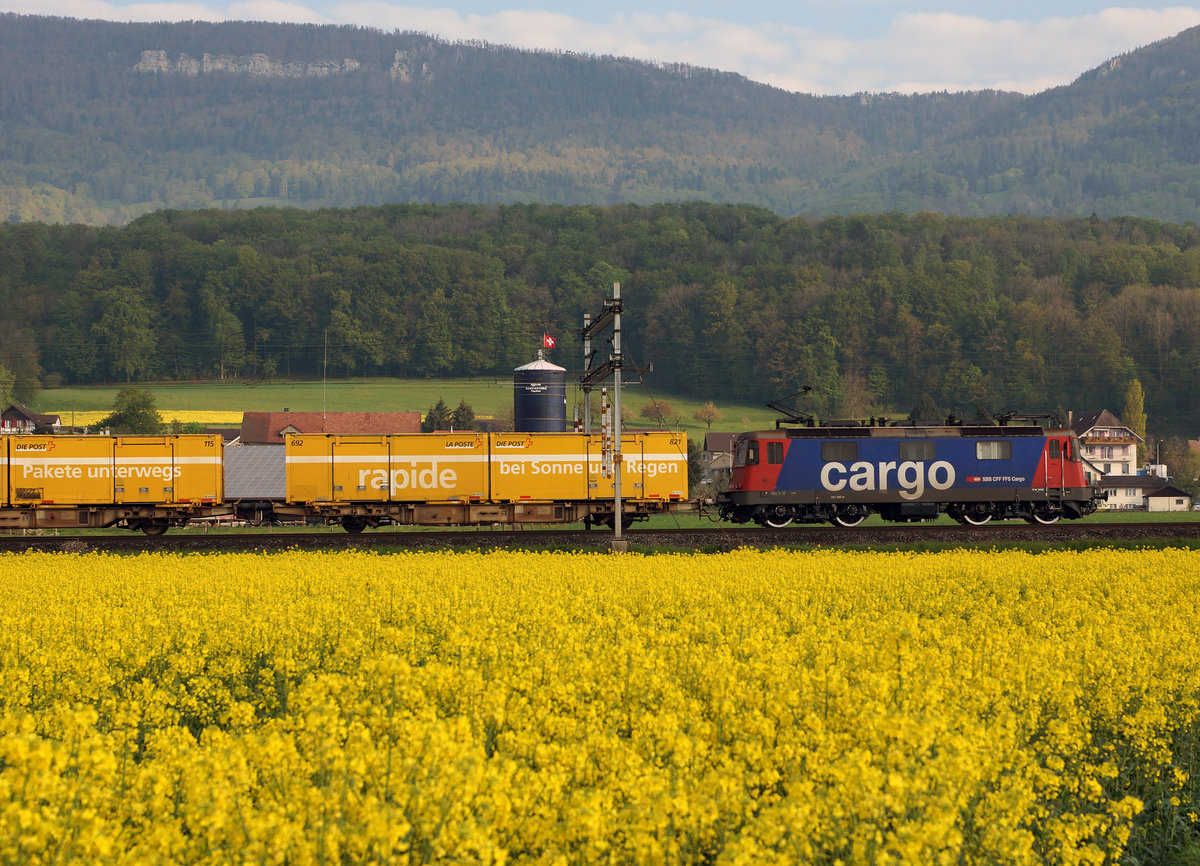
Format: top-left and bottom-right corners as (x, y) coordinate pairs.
(450, 399), (476, 431)
(98, 387), (163, 433)
(11, 374), (40, 405)
(639, 400), (674, 428)
(93, 283), (157, 382)
(1177, 446), (1200, 496)
(910, 394), (943, 425)
(0, 324), (43, 403)
(414, 290), (455, 376)
(1160, 437), (1200, 496)
(687, 436), (704, 488)
(421, 398), (452, 432)
(0, 362), (14, 407)
(1123, 379), (1147, 464)
(694, 401), (722, 430)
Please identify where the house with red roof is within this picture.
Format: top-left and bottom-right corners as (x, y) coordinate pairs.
(239, 411), (421, 444)
(1, 403), (61, 434)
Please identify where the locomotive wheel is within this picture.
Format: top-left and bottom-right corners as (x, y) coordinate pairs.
(761, 506), (793, 529)
(342, 516), (368, 534)
(957, 505), (994, 526)
(1027, 509), (1061, 526)
(831, 506), (866, 528)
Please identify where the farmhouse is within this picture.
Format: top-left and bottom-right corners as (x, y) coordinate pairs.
(1, 403), (60, 434)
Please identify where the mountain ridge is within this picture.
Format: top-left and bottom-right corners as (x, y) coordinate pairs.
(1, 14), (1197, 225)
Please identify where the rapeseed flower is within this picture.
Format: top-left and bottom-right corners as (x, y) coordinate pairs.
(0, 548), (1196, 863)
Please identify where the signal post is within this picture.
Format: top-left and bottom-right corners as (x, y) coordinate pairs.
(581, 282), (626, 551)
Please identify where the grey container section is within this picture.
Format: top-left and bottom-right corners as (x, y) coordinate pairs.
(223, 444), (286, 499)
(514, 354), (567, 433)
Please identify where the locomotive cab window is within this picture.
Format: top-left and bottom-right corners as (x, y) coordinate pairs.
(1048, 440), (1061, 459)
(767, 441), (784, 465)
(899, 441), (935, 461)
(976, 440), (1011, 460)
(735, 439), (760, 467)
(822, 442), (858, 462)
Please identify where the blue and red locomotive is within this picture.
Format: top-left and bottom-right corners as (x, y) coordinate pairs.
(717, 416), (1103, 528)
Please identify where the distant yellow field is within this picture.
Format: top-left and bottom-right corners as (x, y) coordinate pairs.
(49, 410), (244, 426)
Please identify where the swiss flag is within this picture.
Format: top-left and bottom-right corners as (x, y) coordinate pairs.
(543, 333), (556, 349)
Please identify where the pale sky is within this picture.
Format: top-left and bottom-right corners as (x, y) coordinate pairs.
(4, 0), (1200, 94)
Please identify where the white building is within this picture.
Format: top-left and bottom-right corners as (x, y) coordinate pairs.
(1070, 409), (1142, 484)
(1098, 475), (1164, 510)
(1146, 485), (1192, 512)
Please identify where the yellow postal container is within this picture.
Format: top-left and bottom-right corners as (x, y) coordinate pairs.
(112, 436), (223, 504)
(487, 432), (688, 502)
(597, 431), (689, 502)
(9, 436), (117, 504)
(384, 433), (489, 502)
(286, 433), (489, 503)
(0, 437), (7, 506)
(285, 434), (333, 503)
(331, 435), (391, 502)
(488, 433), (592, 501)
(7, 435), (223, 505)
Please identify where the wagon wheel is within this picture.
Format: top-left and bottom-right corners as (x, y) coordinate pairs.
(139, 520), (169, 537)
(342, 516), (368, 534)
(830, 504), (866, 528)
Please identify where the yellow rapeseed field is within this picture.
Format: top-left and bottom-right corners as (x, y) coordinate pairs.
(48, 410), (244, 426)
(1, 548), (1198, 864)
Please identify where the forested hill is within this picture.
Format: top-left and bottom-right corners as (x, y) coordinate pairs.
(2, 14), (1200, 225)
(3, 204), (1200, 437)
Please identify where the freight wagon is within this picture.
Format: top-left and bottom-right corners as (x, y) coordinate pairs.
(272, 431), (689, 532)
(0, 435), (225, 534)
(0, 431), (690, 534)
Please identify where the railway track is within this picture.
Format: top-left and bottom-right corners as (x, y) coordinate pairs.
(2, 520), (1198, 554)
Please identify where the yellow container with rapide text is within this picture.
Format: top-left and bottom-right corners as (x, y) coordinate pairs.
(7, 435), (223, 505)
(285, 433), (489, 503)
(384, 433), (489, 501)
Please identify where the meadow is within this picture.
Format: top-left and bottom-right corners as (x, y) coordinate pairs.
(2, 548), (1198, 864)
(38, 378), (781, 437)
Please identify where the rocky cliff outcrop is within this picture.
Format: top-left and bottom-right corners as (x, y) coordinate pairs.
(133, 49), (361, 77)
